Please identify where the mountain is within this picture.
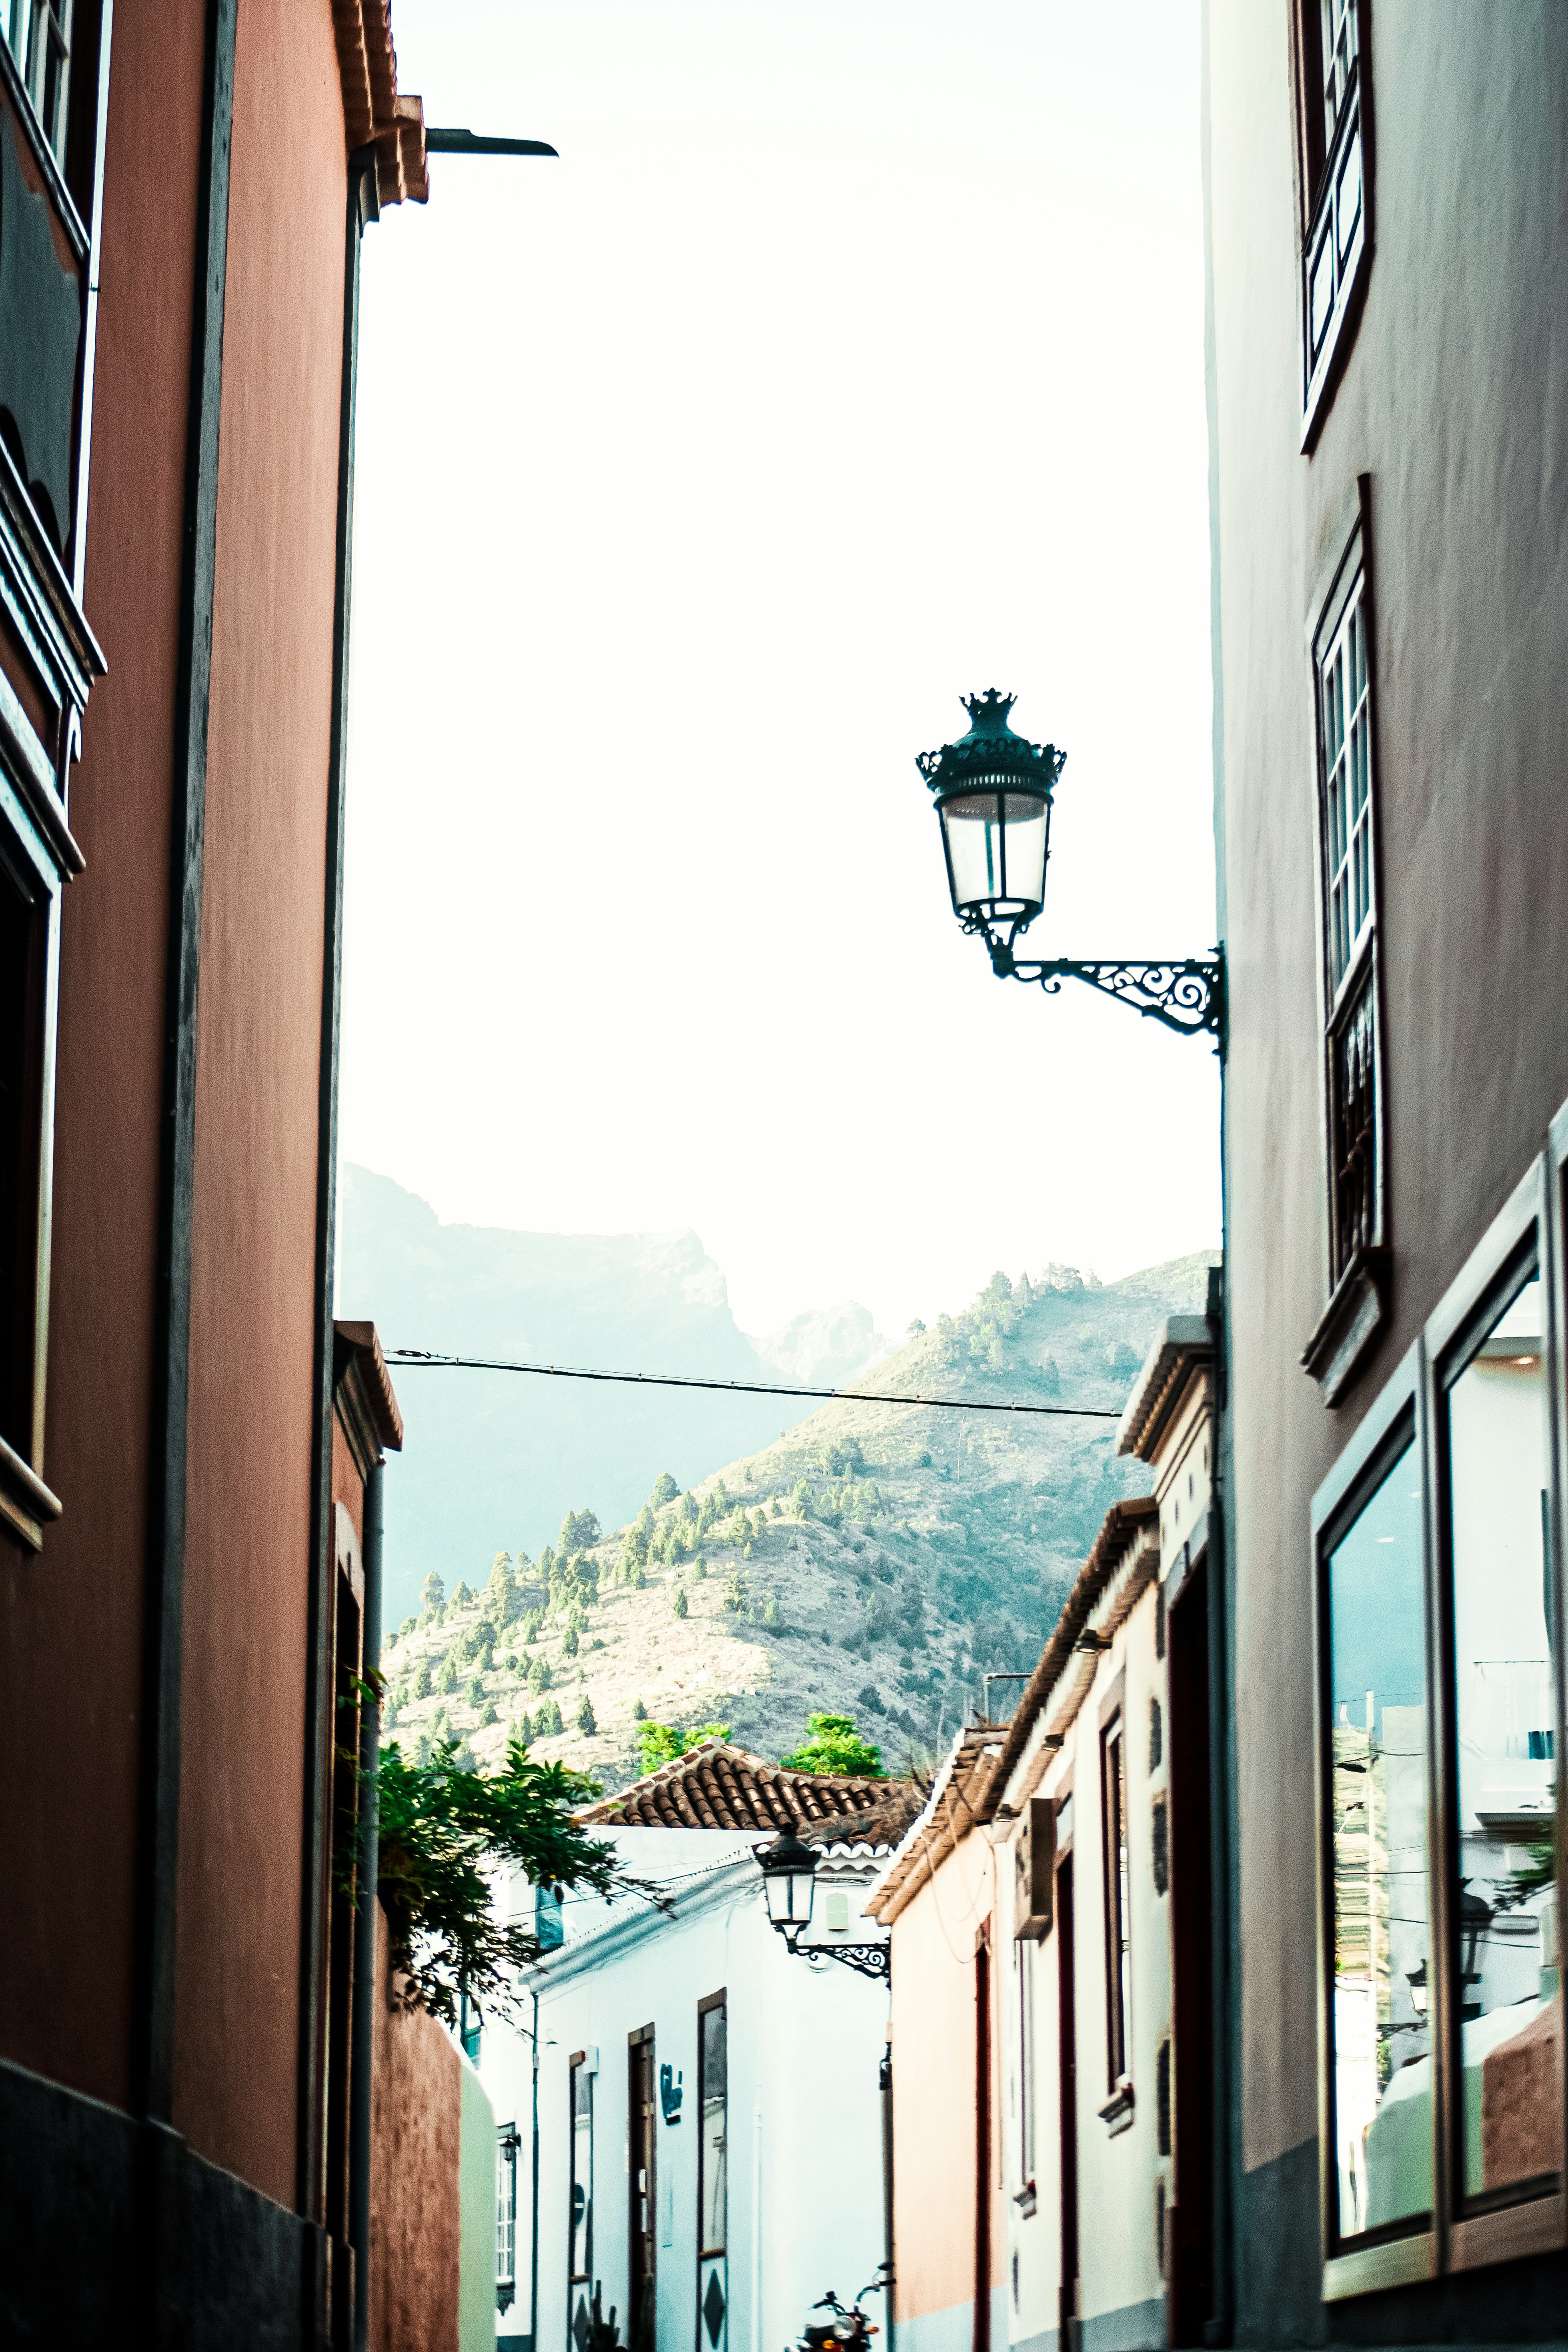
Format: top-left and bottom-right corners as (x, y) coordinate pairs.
(376, 1248), (1218, 1784)
(335, 1166), (885, 1627)
(749, 1302), (889, 1389)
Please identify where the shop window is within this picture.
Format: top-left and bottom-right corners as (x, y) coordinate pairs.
(1437, 1264), (1559, 2210)
(1321, 1421), (1432, 2248)
(1313, 1146), (1568, 2295)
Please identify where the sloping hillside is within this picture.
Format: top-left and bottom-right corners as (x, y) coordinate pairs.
(378, 1250), (1216, 1782)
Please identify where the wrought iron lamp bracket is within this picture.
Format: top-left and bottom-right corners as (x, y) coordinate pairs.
(777, 1921), (891, 1984)
(973, 926), (1226, 1045)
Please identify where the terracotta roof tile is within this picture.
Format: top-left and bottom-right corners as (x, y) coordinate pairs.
(579, 1739), (904, 1837)
(332, 2), (428, 204)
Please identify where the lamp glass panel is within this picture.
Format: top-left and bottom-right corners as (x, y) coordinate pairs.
(940, 787), (1049, 918)
(1443, 1269), (1559, 2206)
(1326, 1435), (1431, 2242)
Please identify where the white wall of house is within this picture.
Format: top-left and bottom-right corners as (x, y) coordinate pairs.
(478, 1827), (891, 2352)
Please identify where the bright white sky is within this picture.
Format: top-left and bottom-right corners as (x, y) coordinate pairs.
(340, 0), (1218, 1345)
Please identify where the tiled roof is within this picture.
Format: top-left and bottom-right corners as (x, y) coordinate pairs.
(332, 1), (429, 204)
(579, 1739), (904, 1836)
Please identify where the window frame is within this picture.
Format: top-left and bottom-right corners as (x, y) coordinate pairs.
(1100, 1694), (1131, 2094)
(569, 2051), (595, 2288)
(1302, 492), (1391, 1406)
(0, 772), (60, 1549)
(1312, 1142), (1568, 2300)
(497, 2119), (519, 2314)
(697, 1989), (727, 2261)
(1291, 0), (1374, 448)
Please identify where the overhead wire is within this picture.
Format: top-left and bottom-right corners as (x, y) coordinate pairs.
(388, 1347), (1122, 1421)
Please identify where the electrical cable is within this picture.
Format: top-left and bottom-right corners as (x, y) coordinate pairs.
(388, 1347), (1121, 1420)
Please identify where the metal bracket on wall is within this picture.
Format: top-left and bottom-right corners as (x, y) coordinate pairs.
(989, 949), (1226, 1042)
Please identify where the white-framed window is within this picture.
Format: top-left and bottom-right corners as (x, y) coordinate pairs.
(4, 0), (72, 165)
(497, 2122), (519, 2313)
(1322, 579), (1373, 996)
(1320, 0), (1358, 148)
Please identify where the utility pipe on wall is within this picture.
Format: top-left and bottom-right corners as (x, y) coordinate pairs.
(348, 1454), (384, 2352)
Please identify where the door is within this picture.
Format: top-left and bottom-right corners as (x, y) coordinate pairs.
(1056, 1853), (1078, 2352)
(1167, 1562), (1214, 2347)
(630, 2031), (657, 2352)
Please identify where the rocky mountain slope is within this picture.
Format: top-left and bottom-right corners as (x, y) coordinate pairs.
(378, 1249), (1217, 1786)
(336, 1165), (886, 1625)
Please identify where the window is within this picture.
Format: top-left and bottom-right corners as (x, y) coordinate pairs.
(1102, 1713), (1131, 2088)
(1018, 1939), (1037, 2186)
(497, 2122), (519, 2314)
(1321, 1421), (1432, 2248)
(698, 1994), (728, 2351)
(1303, 513), (1388, 1405)
(0, 792), (61, 1550)
(1312, 1145), (1568, 2295)
(1293, 0), (1370, 441)
(1437, 1263), (1558, 2212)
(3, 0), (72, 165)
(570, 2056), (593, 2285)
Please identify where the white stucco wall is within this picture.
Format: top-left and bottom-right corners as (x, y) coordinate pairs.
(479, 1827), (891, 2352)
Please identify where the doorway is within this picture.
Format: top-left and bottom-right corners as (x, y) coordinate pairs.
(630, 2029), (657, 2352)
(1055, 1852), (1078, 2352)
(1167, 1561), (1214, 2346)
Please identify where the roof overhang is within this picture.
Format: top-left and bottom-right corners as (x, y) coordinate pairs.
(1116, 1315), (1215, 1462)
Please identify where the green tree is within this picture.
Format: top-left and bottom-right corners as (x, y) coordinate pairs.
(465, 1675), (485, 1708)
(436, 1653), (457, 1695)
(632, 1697), (647, 1721)
(779, 1713), (884, 1778)
(527, 1656), (552, 1694)
(762, 1595), (779, 1629)
(420, 1571), (445, 1617)
(672, 1587), (688, 1619)
(649, 1472), (679, 1507)
(636, 1719), (729, 1774)
(561, 1626), (579, 1658)
(413, 1655), (433, 1700)
(366, 1735), (643, 2026)
(536, 1697), (564, 1735)
(483, 1699), (499, 1726)
(559, 1507), (602, 1555)
(727, 1507), (749, 1547)
(451, 1580), (474, 1610)
(693, 1556), (707, 1581)
(724, 1569), (746, 1615)
(576, 1693), (597, 1734)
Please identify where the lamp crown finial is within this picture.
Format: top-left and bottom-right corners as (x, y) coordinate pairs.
(962, 688), (1016, 732)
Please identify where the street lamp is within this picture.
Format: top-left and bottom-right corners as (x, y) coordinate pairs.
(756, 1827), (890, 1984)
(917, 691), (1224, 1042)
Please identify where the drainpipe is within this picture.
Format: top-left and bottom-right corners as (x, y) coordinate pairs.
(349, 1453), (384, 2352)
(879, 2034), (894, 2352)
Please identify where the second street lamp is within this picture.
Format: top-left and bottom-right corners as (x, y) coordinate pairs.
(917, 690), (1224, 1043)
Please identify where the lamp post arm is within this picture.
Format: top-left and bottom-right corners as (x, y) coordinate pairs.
(425, 128), (559, 158)
(801, 1942), (891, 1986)
(983, 941), (1226, 1044)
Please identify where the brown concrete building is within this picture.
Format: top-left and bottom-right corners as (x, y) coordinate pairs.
(1206, 0), (1568, 2338)
(0, 4), (452, 2340)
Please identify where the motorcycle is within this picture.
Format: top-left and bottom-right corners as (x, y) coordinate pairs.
(792, 2267), (889, 2352)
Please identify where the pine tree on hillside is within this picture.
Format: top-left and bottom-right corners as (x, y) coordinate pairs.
(672, 1588), (688, 1619)
(419, 1571), (445, 1619)
(576, 1694), (596, 1734)
(649, 1472), (679, 1507)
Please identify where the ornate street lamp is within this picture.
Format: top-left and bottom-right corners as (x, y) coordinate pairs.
(756, 1827), (889, 1984)
(917, 691), (1224, 1041)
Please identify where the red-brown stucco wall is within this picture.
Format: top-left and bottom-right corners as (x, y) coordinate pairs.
(371, 1906), (463, 2352)
(170, 0), (348, 2200)
(0, 0), (208, 2110)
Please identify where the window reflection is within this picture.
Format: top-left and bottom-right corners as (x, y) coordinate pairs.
(1327, 1437), (1432, 2239)
(1445, 1272), (1561, 2204)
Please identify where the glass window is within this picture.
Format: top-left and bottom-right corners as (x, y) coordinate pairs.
(538, 1880), (565, 1952)
(570, 2060), (593, 2282)
(1018, 1939), (1037, 2182)
(699, 2002), (727, 2256)
(1322, 579), (1373, 998)
(1442, 1270), (1561, 2206)
(1103, 1715), (1131, 2086)
(1320, 0), (1358, 145)
(1326, 1434), (1431, 2242)
(497, 2123), (518, 2308)
(4, 0), (72, 166)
